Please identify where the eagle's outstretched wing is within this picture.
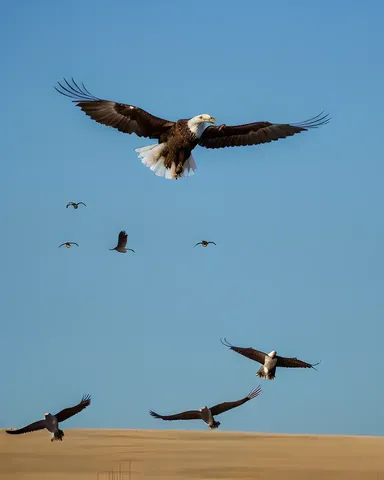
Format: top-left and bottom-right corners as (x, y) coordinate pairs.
(54, 394), (91, 423)
(210, 385), (262, 417)
(220, 338), (267, 365)
(276, 356), (321, 369)
(198, 112), (330, 149)
(55, 78), (175, 139)
(149, 409), (202, 421)
(6, 419), (46, 435)
(117, 231), (128, 249)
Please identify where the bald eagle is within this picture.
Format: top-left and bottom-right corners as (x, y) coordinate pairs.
(149, 385), (261, 429)
(221, 338), (321, 380)
(55, 78), (330, 180)
(6, 394), (91, 442)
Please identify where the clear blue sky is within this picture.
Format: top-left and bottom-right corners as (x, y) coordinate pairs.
(1, 0), (383, 436)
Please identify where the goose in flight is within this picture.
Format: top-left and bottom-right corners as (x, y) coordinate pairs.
(6, 394), (91, 442)
(221, 338), (321, 380)
(59, 242), (79, 248)
(110, 231), (135, 253)
(66, 202), (86, 209)
(55, 78), (330, 180)
(149, 385), (261, 429)
(194, 240), (217, 248)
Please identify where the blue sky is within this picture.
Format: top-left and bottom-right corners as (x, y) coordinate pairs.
(1, 0), (383, 436)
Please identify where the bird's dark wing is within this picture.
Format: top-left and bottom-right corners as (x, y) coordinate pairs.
(6, 419), (46, 435)
(220, 338), (267, 365)
(198, 112), (330, 149)
(54, 394), (91, 423)
(66, 202), (74, 208)
(58, 243), (66, 248)
(276, 356), (321, 369)
(69, 242), (79, 247)
(117, 231), (128, 248)
(210, 385), (262, 417)
(207, 242), (217, 246)
(149, 409), (202, 421)
(77, 202), (86, 206)
(55, 78), (175, 139)
(194, 242), (202, 248)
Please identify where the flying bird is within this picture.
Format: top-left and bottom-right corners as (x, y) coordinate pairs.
(149, 385), (261, 429)
(221, 338), (321, 380)
(6, 394), (91, 442)
(110, 230), (135, 253)
(55, 78), (330, 180)
(194, 240), (217, 248)
(59, 242), (79, 248)
(66, 202), (86, 209)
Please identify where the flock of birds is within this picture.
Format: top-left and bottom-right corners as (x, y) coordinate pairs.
(5, 77), (329, 441)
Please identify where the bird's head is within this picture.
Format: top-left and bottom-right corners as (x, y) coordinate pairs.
(197, 114), (215, 124)
(44, 413), (50, 418)
(269, 350), (277, 358)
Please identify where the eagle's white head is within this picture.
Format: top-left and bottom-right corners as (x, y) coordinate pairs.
(187, 114), (216, 136)
(268, 351), (277, 358)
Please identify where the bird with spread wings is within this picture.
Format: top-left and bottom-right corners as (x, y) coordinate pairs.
(221, 338), (321, 380)
(149, 385), (261, 429)
(6, 394), (91, 442)
(109, 231), (135, 253)
(55, 78), (330, 180)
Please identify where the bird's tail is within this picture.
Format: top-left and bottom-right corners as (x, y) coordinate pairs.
(135, 144), (196, 179)
(53, 429), (64, 441)
(256, 366), (275, 380)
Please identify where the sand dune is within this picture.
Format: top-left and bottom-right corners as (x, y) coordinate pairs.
(1, 428), (383, 480)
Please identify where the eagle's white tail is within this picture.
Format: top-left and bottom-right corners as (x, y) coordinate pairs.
(135, 144), (197, 180)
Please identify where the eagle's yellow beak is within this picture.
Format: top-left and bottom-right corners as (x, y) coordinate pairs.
(210, 117), (216, 124)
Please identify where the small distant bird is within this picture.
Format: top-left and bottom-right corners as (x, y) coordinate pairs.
(194, 240), (217, 248)
(66, 202), (86, 209)
(6, 394), (91, 442)
(149, 385), (261, 429)
(110, 231), (135, 253)
(55, 77), (330, 180)
(59, 242), (79, 249)
(221, 338), (321, 380)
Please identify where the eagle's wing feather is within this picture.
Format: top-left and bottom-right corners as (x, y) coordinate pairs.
(220, 338), (267, 365)
(6, 420), (46, 435)
(54, 394), (91, 423)
(117, 231), (128, 249)
(276, 356), (321, 369)
(198, 112), (330, 149)
(210, 385), (262, 417)
(55, 78), (175, 139)
(149, 409), (202, 421)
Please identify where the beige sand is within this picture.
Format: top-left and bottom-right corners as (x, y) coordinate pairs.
(1, 428), (383, 480)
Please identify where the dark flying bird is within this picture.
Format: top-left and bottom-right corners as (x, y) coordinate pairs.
(194, 240), (217, 248)
(6, 394), (91, 442)
(55, 78), (330, 180)
(59, 242), (79, 249)
(149, 385), (261, 429)
(110, 230), (135, 253)
(221, 338), (321, 380)
(66, 202), (86, 209)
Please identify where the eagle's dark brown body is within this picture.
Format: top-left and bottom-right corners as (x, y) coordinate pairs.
(158, 120), (199, 175)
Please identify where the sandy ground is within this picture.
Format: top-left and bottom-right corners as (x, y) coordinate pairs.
(1, 429), (383, 480)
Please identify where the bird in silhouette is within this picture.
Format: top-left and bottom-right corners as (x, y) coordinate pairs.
(221, 338), (321, 380)
(6, 394), (91, 442)
(194, 240), (217, 248)
(59, 242), (79, 249)
(110, 231), (135, 253)
(66, 202), (86, 209)
(149, 385), (261, 429)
